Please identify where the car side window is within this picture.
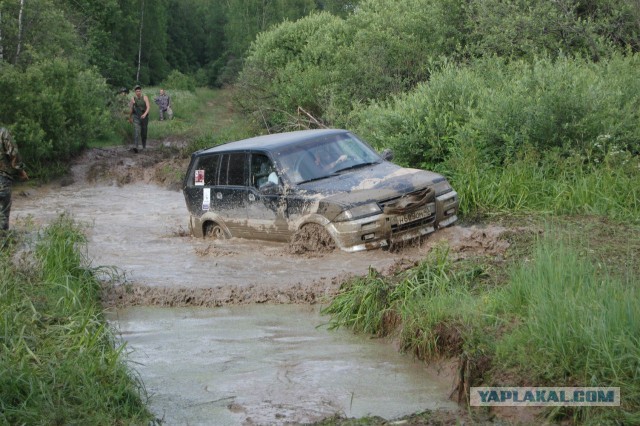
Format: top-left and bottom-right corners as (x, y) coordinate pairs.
(219, 153), (245, 186)
(251, 154), (276, 189)
(194, 154), (220, 186)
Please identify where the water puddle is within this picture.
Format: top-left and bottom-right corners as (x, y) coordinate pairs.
(108, 304), (458, 425)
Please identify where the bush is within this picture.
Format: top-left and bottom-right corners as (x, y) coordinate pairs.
(353, 54), (640, 170)
(0, 60), (112, 179)
(161, 70), (197, 92)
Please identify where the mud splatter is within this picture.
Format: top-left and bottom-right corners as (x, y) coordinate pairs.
(287, 223), (336, 256)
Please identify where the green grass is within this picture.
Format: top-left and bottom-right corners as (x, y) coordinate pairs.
(93, 87), (255, 155)
(491, 233), (640, 424)
(0, 215), (153, 425)
(321, 224), (639, 424)
(448, 146), (640, 223)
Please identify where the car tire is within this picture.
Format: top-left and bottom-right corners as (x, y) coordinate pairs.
(204, 222), (226, 240)
(289, 223), (336, 254)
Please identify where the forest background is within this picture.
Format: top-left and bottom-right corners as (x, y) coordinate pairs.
(2, 1), (640, 423)
(0, 0), (638, 195)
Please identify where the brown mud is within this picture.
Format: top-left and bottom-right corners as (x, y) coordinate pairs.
(13, 139), (514, 310)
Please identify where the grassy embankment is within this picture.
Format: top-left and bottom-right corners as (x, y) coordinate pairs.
(0, 216), (153, 424)
(1, 87), (254, 424)
(322, 203), (639, 424)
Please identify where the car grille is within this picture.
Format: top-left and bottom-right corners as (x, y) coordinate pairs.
(379, 188), (437, 234)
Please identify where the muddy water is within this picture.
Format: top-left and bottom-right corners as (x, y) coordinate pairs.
(11, 176), (508, 424)
(13, 182), (417, 301)
(108, 304), (458, 425)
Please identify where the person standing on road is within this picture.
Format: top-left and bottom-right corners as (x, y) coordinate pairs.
(153, 89), (171, 121)
(0, 127), (29, 233)
(129, 85), (150, 152)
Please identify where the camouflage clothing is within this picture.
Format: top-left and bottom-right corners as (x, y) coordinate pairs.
(0, 176), (12, 231)
(153, 92), (171, 120)
(0, 127), (26, 231)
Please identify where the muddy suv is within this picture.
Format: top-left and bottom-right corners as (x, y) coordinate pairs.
(182, 129), (458, 252)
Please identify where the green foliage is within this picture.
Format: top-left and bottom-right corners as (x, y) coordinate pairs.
(55, 0), (139, 87)
(491, 233), (640, 423)
(0, 0), (81, 67)
(0, 215), (152, 424)
(162, 70), (197, 92)
(349, 54), (640, 221)
(223, 0), (318, 58)
(464, 0), (640, 61)
(321, 226), (640, 422)
(355, 54), (640, 167)
(237, 0), (469, 129)
(322, 268), (392, 335)
(0, 60), (113, 179)
(237, 12), (343, 129)
(447, 147), (640, 221)
(322, 245), (485, 356)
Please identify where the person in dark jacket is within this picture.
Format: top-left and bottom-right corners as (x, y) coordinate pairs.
(129, 85), (150, 152)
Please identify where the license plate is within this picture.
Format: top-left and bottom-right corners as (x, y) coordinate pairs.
(397, 206), (432, 225)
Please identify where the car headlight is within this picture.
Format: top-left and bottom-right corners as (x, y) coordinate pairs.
(334, 203), (382, 221)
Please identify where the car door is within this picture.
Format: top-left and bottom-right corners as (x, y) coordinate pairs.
(213, 152), (249, 238)
(245, 153), (290, 241)
(183, 153), (220, 217)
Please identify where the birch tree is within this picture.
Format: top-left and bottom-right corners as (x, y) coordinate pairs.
(136, 0), (144, 82)
(15, 0), (23, 63)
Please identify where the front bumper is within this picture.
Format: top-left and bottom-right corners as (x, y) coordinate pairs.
(328, 190), (459, 253)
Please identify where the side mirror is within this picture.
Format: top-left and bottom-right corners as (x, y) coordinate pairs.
(380, 148), (394, 161)
(260, 181), (281, 195)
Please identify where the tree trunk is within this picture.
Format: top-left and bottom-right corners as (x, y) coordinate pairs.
(15, 0), (24, 64)
(136, 0), (144, 82)
(0, 8), (3, 62)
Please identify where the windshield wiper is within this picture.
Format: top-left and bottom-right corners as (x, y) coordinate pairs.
(334, 161), (379, 174)
(297, 174), (335, 185)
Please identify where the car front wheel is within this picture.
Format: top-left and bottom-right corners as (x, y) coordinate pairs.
(289, 223), (336, 254)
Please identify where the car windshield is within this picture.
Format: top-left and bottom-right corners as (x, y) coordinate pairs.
(274, 133), (382, 184)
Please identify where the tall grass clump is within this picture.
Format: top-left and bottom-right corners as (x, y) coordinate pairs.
(322, 267), (393, 335)
(0, 215), (152, 425)
(393, 248), (486, 359)
(492, 232), (640, 423)
(322, 246), (485, 360)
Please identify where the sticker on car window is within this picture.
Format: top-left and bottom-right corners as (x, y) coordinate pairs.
(195, 170), (205, 186)
(202, 188), (210, 210)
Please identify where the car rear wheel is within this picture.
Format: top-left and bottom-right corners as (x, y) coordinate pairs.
(204, 222), (226, 240)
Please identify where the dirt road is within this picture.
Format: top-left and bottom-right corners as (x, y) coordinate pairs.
(12, 140), (511, 308)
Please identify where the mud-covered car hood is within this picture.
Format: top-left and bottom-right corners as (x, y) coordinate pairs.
(293, 162), (448, 217)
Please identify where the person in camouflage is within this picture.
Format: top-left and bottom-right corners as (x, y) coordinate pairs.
(153, 89), (171, 121)
(128, 85), (150, 152)
(0, 127), (29, 232)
